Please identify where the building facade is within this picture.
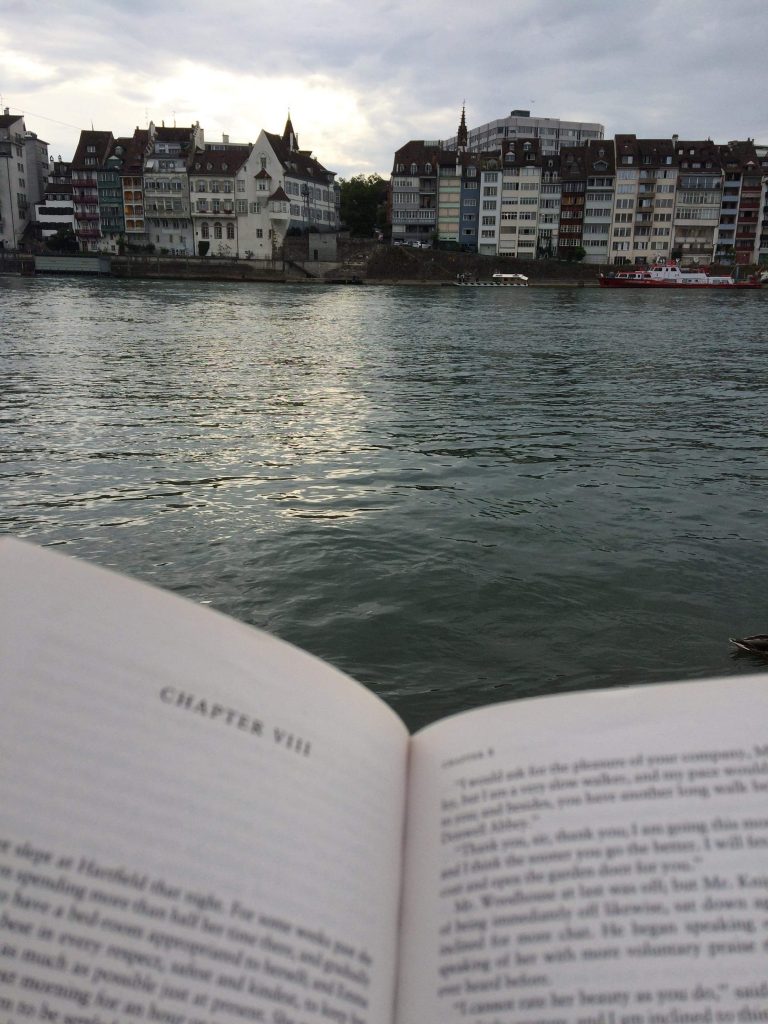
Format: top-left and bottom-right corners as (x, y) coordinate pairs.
(0, 109), (49, 248)
(34, 160), (74, 241)
(443, 109), (604, 155)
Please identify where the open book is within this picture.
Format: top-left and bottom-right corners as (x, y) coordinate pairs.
(2, 538), (767, 1024)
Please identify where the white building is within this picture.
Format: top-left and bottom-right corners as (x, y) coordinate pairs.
(190, 143), (251, 256)
(235, 119), (339, 260)
(443, 109), (604, 156)
(34, 160), (74, 241)
(143, 123), (204, 255)
(0, 108), (49, 248)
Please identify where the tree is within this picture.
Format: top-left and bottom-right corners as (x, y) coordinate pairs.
(339, 174), (387, 237)
(45, 227), (79, 253)
(562, 245), (586, 262)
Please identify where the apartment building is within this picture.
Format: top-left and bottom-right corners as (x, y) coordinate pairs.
(558, 147), (587, 256)
(610, 136), (676, 265)
(71, 130), (114, 251)
(496, 140), (543, 258)
(34, 160), (74, 240)
(0, 108), (49, 248)
(143, 124), (204, 255)
(443, 109), (604, 155)
(121, 129), (150, 248)
(190, 143), (250, 256)
(755, 144), (768, 265)
(580, 141), (615, 264)
(713, 141), (762, 265)
(391, 141), (440, 245)
(670, 140), (720, 264)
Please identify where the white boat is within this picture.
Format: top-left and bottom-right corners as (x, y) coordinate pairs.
(455, 272), (528, 287)
(599, 259), (761, 290)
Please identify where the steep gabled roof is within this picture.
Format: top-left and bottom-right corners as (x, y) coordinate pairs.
(71, 130), (114, 168)
(264, 131), (335, 182)
(269, 186), (290, 202)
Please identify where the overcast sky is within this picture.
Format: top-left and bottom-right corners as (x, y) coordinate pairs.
(3, 0), (767, 178)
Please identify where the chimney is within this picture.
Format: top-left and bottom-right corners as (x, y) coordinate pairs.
(222, 133), (229, 144)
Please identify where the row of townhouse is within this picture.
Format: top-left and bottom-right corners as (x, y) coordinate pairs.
(72, 116), (340, 257)
(391, 112), (768, 266)
(1, 112), (339, 256)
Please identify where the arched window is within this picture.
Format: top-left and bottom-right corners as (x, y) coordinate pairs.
(410, 163), (418, 174)
(226, 223), (235, 239)
(214, 222), (222, 239)
(201, 222), (209, 239)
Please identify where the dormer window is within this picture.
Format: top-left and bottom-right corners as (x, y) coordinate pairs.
(425, 163), (432, 173)
(410, 163), (418, 174)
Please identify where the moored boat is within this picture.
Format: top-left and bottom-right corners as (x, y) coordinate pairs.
(455, 272), (528, 287)
(599, 259), (761, 290)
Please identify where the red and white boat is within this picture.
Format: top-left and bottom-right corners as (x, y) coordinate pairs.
(599, 259), (761, 289)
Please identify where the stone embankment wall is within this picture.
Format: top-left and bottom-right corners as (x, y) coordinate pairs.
(112, 254), (285, 282)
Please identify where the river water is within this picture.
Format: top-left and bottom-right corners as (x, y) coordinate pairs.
(2, 275), (767, 728)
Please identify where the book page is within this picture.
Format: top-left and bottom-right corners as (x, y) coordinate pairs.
(0, 539), (409, 1024)
(396, 676), (768, 1024)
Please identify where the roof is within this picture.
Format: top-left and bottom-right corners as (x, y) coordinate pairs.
(269, 186), (290, 202)
(0, 112), (24, 131)
(190, 145), (250, 175)
(264, 130), (335, 182)
(71, 130), (115, 168)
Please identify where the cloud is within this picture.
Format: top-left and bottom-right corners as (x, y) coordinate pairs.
(3, 0), (767, 175)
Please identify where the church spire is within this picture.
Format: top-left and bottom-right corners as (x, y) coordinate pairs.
(457, 102), (468, 151)
(282, 111), (299, 152)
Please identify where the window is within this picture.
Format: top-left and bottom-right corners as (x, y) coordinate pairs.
(237, 180), (245, 192)
(483, 186), (498, 196)
(214, 223), (222, 239)
(201, 223), (209, 239)
(481, 215), (496, 225)
(256, 228), (263, 238)
(236, 200), (247, 214)
(226, 223), (235, 239)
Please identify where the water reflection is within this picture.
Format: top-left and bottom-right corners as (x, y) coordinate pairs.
(2, 276), (768, 729)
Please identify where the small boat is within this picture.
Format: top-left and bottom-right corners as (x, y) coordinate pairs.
(729, 635), (768, 655)
(455, 272), (528, 287)
(599, 259), (761, 290)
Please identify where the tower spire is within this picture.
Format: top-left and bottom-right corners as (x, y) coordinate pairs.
(457, 102), (468, 151)
(282, 111), (298, 152)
